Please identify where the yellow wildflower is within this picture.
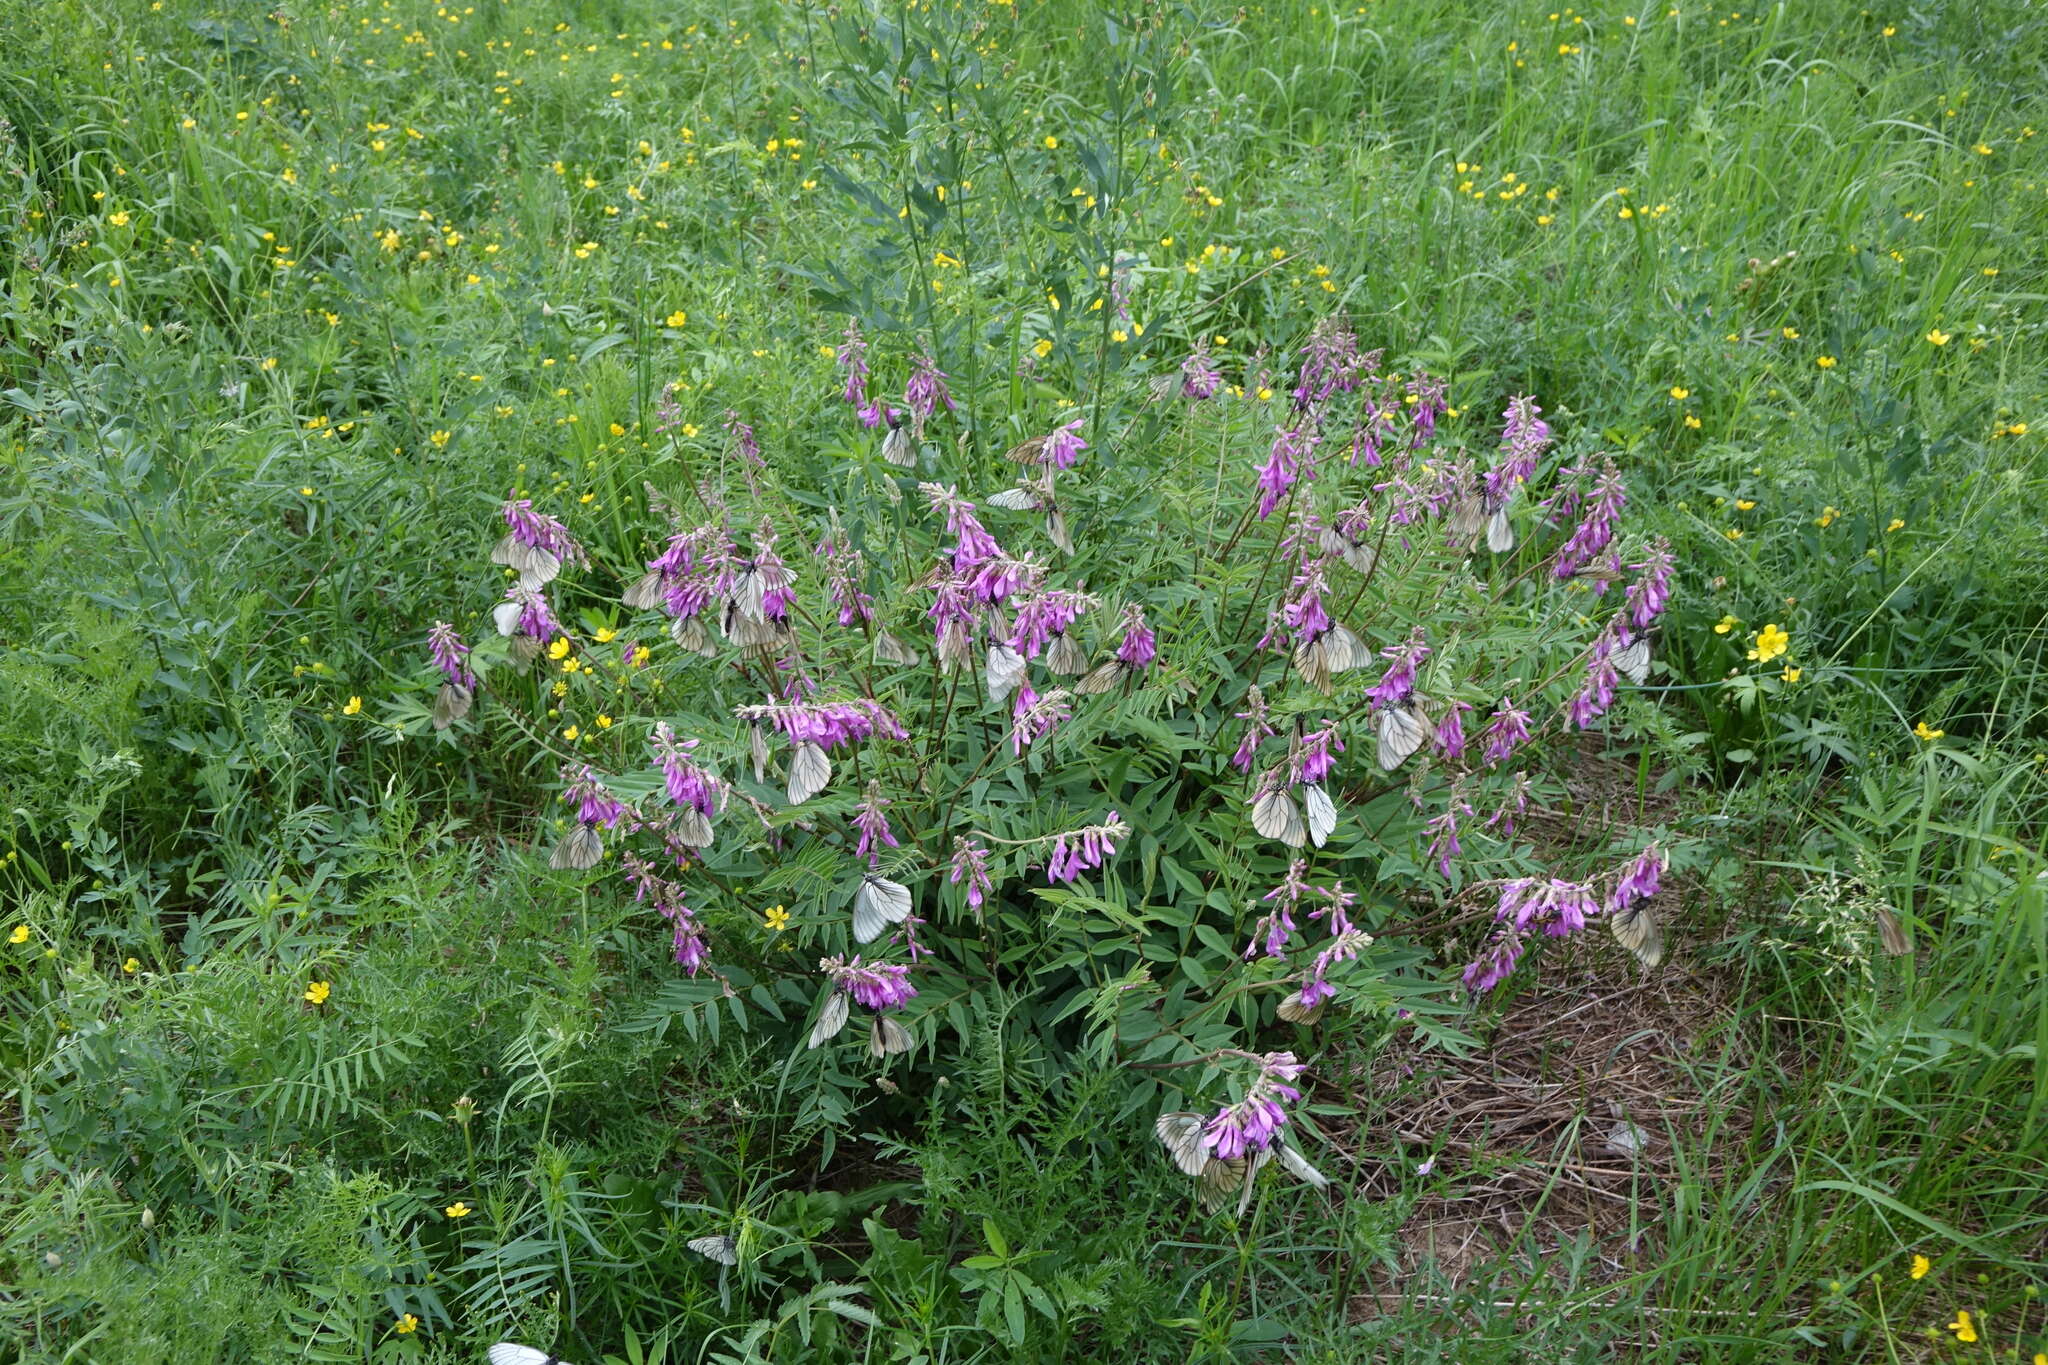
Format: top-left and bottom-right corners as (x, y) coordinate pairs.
(1748, 624), (1790, 663)
(1948, 1311), (1976, 1344)
(1713, 614), (1739, 635)
(1910, 1254), (1930, 1280)
(395, 1315), (419, 1334)
(1914, 721), (1944, 741)
(763, 904), (790, 932)
(343, 696), (363, 715)
(1925, 328), (1951, 346)
(304, 980), (332, 1005)
(10, 925), (30, 944)
(444, 1202), (472, 1218)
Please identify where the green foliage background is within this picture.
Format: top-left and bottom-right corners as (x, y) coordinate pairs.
(1, 0), (2044, 1360)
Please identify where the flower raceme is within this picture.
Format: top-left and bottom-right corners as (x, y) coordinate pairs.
(427, 315), (1676, 1205)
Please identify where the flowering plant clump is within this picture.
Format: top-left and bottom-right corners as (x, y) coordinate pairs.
(419, 312), (1677, 1211)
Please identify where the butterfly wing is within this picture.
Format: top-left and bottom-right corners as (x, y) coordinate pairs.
(433, 682), (472, 730)
(1486, 504), (1515, 554)
(1276, 994), (1326, 1026)
(489, 1345), (561, 1365)
(1277, 1143), (1330, 1190)
(1154, 1111), (1211, 1177)
(1251, 789), (1305, 848)
(985, 644), (1027, 705)
(1293, 637), (1331, 696)
(672, 807), (715, 848)
(622, 569), (666, 610)
(1303, 783), (1336, 848)
(1875, 904), (1911, 956)
(808, 989), (851, 1049)
(854, 875), (913, 943)
(1376, 705), (1426, 771)
(1609, 901), (1664, 968)
(1196, 1157), (1247, 1213)
(787, 742), (832, 805)
(492, 600), (524, 637)
(873, 630), (918, 666)
(1613, 636), (1652, 686)
(1323, 625), (1369, 676)
(1446, 496), (1483, 541)
(1045, 634), (1088, 677)
(881, 425), (916, 467)
(1074, 660), (1125, 695)
(550, 825), (602, 871)
(1045, 506), (1075, 555)
(688, 1233), (739, 1266)
(868, 1014), (913, 1057)
(986, 487), (1038, 510)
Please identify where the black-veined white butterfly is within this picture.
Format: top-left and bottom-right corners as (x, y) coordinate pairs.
(984, 644), (1027, 704)
(489, 1344), (576, 1365)
(1250, 787), (1305, 848)
(433, 682), (472, 730)
(1155, 1111), (1210, 1177)
(808, 989), (850, 1049)
(873, 630), (918, 667)
(1375, 704), (1427, 771)
(1608, 900), (1663, 968)
(669, 615), (715, 656)
(670, 806), (715, 848)
(1485, 500), (1515, 554)
(1318, 526), (1376, 575)
(1302, 783), (1336, 849)
(1276, 994), (1325, 1025)
(622, 569), (665, 610)
(853, 873), (913, 943)
(1613, 634), (1653, 686)
(491, 536), (561, 591)
(868, 1015), (913, 1057)
(1045, 633), (1087, 676)
(688, 1233), (739, 1265)
(1074, 658), (1130, 694)
(550, 824), (602, 871)
(787, 742), (831, 805)
(1295, 624), (1369, 696)
(1875, 904), (1911, 956)
(881, 421), (915, 468)
(1276, 1143), (1330, 1190)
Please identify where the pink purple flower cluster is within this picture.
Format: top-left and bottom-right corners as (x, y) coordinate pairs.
(1255, 424), (1318, 520)
(1009, 685), (1072, 755)
(1368, 627), (1430, 708)
(624, 853), (709, 973)
(651, 723), (722, 817)
(949, 837), (994, 911)
(814, 523), (874, 626)
(1045, 813), (1128, 885)
(853, 784), (899, 864)
(1295, 927), (1372, 1012)
(738, 699), (908, 751)
(1202, 1052), (1306, 1159)
(1114, 604), (1157, 669)
(1043, 419), (1088, 470)
(1481, 701), (1532, 766)
(1295, 721), (1343, 785)
(427, 621), (474, 689)
(905, 351), (955, 428)
(827, 956), (917, 1012)
(502, 585), (562, 643)
(1009, 589), (1095, 660)
(502, 498), (589, 568)
(1606, 845), (1664, 914)
(562, 765), (629, 830)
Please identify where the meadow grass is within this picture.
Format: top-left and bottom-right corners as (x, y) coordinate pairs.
(2, 0), (2046, 1360)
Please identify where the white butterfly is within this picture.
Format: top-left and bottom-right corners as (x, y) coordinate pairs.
(489, 1345), (575, 1365)
(432, 682), (472, 730)
(808, 989), (851, 1048)
(491, 535), (561, 591)
(853, 874), (913, 943)
(1294, 624), (1369, 696)
(688, 1233), (739, 1266)
(1485, 500), (1515, 554)
(1609, 901), (1664, 968)
(787, 742), (832, 805)
(1613, 635), (1653, 686)
(622, 569), (665, 610)
(1074, 659), (1128, 694)
(1276, 993), (1325, 1025)
(1302, 783), (1336, 848)
(549, 825), (602, 871)
(1318, 526), (1376, 575)
(984, 644), (1028, 705)
(1250, 787), (1305, 848)
(1045, 633), (1088, 677)
(1276, 1143), (1330, 1190)
(1154, 1111), (1211, 1177)
(881, 422), (916, 467)
(873, 630), (918, 666)
(491, 600), (524, 638)
(868, 1015), (913, 1057)
(669, 616), (715, 655)
(669, 806), (715, 848)
(1375, 704), (1427, 771)
(985, 486), (1039, 511)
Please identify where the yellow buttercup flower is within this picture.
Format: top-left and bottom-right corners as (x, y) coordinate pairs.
(1913, 721), (1944, 742)
(304, 980), (331, 1005)
(1926, 328), (1951, 347)
(9, 925), (28, 944)
(123, 957), (140, 973)
(1713, 614), (1739, 635)
(763, 904), (790, 932)
(1748, 624), (1790, 663)
(1780, 667), (1801, 683)
(395, 1314), (419, 1334)
(666, 311), (687, 327)
(1817, 355), (1837, 369)
(1816, 506), (1839, 527)
(1668, 385), (1690, 400)
(1910, 1253), (1930, 1280)
(1947, 1310), (1976, 1343)
(444, 1202), (472, 1218)
(1886, 518), (1905, 532)
(343, 696), (363, 715)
